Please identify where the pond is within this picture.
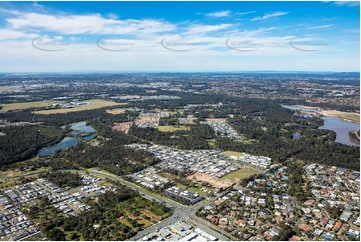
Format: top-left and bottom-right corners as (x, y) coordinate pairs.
(283, 105), (359, 146)
(37, 121), (96, 157)
(292, 132), (301, 140)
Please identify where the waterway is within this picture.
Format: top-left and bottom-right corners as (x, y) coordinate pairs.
(282, 105), (359, 146)
(37, 121), (96, 156)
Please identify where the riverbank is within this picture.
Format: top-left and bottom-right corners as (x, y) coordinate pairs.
(296, 105), (359, 123)
(349, 130), (360, 144)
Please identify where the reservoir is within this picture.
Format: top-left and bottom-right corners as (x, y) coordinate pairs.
(282, 105), (359, 146)
(37, 121), (96, 156)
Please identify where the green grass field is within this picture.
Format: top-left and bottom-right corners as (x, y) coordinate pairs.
(158, 125), (190, 132)
(176, 184), (208, 197)
(221, 166), (260, 182)
(0, 100), (59, 113)
(33, 99), (125, 114)
(220, 150), (244, 157)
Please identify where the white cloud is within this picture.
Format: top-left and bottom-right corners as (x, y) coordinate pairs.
(0, 35), (358, 72)
(305, 24), (333, 30)
(32, 2), (45, 10)
(333, 1), (360, 7)
(252, 11), (288, 21)
(6, 12), (176, 35)
(205, 10), (232, 18)
(184, 24), (233, 35)
(0, 29), (38, 40)
(235, 11), (256, 16)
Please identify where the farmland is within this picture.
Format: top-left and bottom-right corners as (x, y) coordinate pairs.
(0, 100), (59, 113)
(33, 99), (125, 114)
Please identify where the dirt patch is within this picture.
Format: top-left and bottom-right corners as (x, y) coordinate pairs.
(179, 118), (197, 125)
(119, 95), (142, 99)
(206, 118), (227, 123)
(137, 116), (160, 123)
(187, 172), (233, 189)
(106, 108), (126, 115)
(112, 122), (133, 133)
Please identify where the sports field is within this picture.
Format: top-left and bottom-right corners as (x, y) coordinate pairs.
(0, 100), (59, 113)
(158, 125), (190, 132)
(33, 99), (125, 114)
(221, 166), (260, 182)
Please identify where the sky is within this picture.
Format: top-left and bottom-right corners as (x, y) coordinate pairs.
(0, 1), (359, 72)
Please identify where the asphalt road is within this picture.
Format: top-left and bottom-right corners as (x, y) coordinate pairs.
(77, 169), (237, 241)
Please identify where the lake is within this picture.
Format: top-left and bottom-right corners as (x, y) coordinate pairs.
(37, 121), (96, 157)
(283, 105), (360, 146)
(69, 121), (95, 133)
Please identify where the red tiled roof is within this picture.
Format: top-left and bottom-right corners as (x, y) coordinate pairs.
(334, 221), (342, 228)
(300, 224), (313, 231)
(289, 236), (300, 241)
(321, 218), (329, 224)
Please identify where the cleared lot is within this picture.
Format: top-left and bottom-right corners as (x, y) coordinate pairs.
(158, 126), (190, 132)
(220, 151), (243, 157)
(106, 108), (126, 114)
(221, 166), (260, 183)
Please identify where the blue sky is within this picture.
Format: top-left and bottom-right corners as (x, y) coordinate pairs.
(0, 1), (359, 72)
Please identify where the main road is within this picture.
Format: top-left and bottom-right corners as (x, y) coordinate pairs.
(72, 168), (237, 241)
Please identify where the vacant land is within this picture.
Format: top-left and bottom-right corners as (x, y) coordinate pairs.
(112, 122), (133, 133)
(118, 95), (142, 99)
(118, 196), (171, 233)
(321, 110), (360, 123)
(106, 108), (126, 115)
(220, 151), (244, 157)
(137, 116), (160, 123)
(178, 117), (197, 125)
(0, 100), (59, 113)
(187, 172), (233, 189)
(158, 125), (190, 132)
(33, 99), (125, 114)
(206, 118), (227, 123)
(222, 166), (260, 183)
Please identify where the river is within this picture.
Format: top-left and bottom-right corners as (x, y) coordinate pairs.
(282, 105), (360, 146)
(37, 121), (96, 157)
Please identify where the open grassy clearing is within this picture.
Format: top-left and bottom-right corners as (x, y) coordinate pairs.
(321, 110), (360, 123)
(0, 167), (48, 179)
(176, 183), (212, 197)
(106, 108), (127, 115)
(0, 100), (59, 113)
(221, 166), (261, 183)
(158, 125), (190, 132)
(220, 150), (244, 157)
(33, 99), (125, 114)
